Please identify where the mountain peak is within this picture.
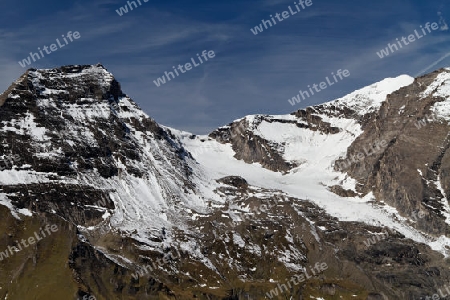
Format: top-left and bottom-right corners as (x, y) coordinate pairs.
(2, 64), (124, 108)
(329, 74), (414, 117)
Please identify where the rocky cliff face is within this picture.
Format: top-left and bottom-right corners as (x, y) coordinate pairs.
(1, 65), (450, 299)
(343, 69), (450, 237)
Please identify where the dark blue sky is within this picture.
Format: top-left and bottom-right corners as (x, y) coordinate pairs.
(1, 0), (449, 133)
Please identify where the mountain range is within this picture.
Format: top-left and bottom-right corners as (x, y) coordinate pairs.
(1, 64), (450, 299)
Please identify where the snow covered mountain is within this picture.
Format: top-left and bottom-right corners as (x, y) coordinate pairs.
(2, 65), (450, 299)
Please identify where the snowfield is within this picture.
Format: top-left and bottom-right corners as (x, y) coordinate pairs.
(176, 74), (450, 257)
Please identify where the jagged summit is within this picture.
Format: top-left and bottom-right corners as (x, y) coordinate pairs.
(0, 62), (195, 227)
(28, 63), (107, 72)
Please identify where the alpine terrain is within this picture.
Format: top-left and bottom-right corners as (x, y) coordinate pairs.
(2, 64), (450, 300)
